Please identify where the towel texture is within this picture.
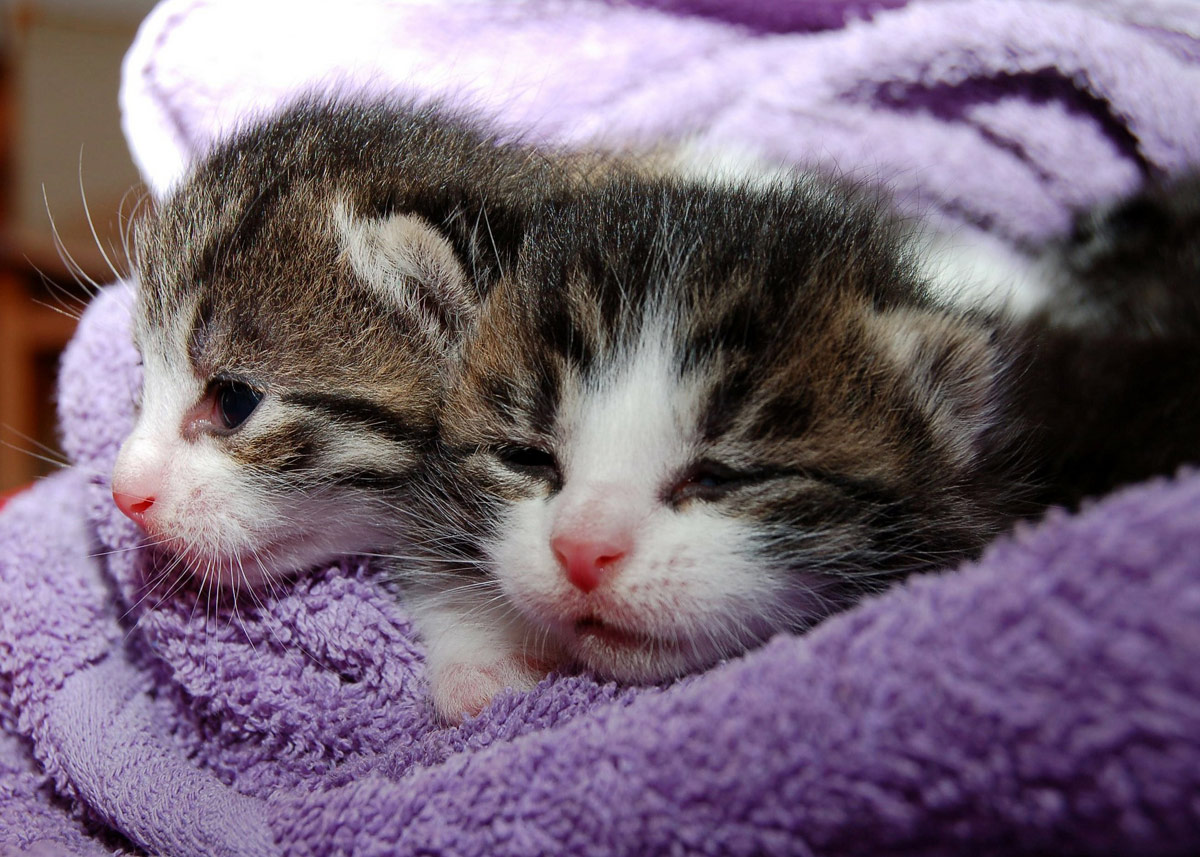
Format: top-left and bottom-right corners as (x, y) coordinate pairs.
(3, 1), (1200, 854)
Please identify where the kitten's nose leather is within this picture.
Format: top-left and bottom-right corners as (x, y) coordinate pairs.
(112, 489), (156, 530)
(552, 534), (629, 592)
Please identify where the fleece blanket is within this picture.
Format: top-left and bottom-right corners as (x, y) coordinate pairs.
(3, 0), (1200, 854)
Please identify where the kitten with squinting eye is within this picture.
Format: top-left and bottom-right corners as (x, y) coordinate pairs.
(409, 172), (1200, 720)
(112, 99), (619, 588)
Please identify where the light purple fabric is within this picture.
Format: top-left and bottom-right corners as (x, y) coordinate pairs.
(3, 0), (1200, 853)
(120, 0), (1200, 243)
(624, 0), (913, 33)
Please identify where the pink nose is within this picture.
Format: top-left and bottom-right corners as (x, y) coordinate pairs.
(112, 489), (156, 530)
(551, 533), (631, 593)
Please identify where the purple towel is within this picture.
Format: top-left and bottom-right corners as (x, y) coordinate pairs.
(3, 1), (1200, 854)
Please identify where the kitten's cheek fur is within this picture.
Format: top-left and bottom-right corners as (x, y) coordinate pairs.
(117, 419), (400, 588)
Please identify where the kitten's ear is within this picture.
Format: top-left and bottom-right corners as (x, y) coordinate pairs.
(868, 309), (1000, 464)
(334, 201), (477, 341)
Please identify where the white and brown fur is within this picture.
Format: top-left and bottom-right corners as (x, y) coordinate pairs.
(409, 170), (1200, 720)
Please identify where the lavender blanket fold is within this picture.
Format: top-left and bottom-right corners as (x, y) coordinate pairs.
(3, 0), (1200, 854)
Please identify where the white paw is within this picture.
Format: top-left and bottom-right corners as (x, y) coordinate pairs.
(430, 656), (544, 722)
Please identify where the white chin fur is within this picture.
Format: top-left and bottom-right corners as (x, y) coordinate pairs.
(151, 526), (371, 590)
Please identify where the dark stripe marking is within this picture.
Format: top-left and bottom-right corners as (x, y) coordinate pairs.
(282, 391), (418, 446)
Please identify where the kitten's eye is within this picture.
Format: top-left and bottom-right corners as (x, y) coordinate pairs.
(213, 379), (263, 430)
(495, 445), (561, 485)
(670, 460), (753, 505)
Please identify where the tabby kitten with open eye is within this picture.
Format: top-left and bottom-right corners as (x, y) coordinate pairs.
(111, 99), (611, 588)
(411, 172), (1200, 721)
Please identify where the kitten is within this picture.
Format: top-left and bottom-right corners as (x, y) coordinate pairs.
(410, 174), (1019, 718)
(111, 99), (606, 588)
(411, 171), (1200, 721)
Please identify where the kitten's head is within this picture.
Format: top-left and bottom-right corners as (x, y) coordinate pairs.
(429, 177), (1010, 682)
(111, 101), (550, 587)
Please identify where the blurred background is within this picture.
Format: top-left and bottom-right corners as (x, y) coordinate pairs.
(0, 0), (154, 494)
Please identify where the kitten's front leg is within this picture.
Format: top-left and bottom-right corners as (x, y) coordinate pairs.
(408, 586), (561, 722)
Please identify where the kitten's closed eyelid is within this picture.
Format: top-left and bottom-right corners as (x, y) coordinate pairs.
(493, 444), (561, 486)
(667, 459), (769, 505)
